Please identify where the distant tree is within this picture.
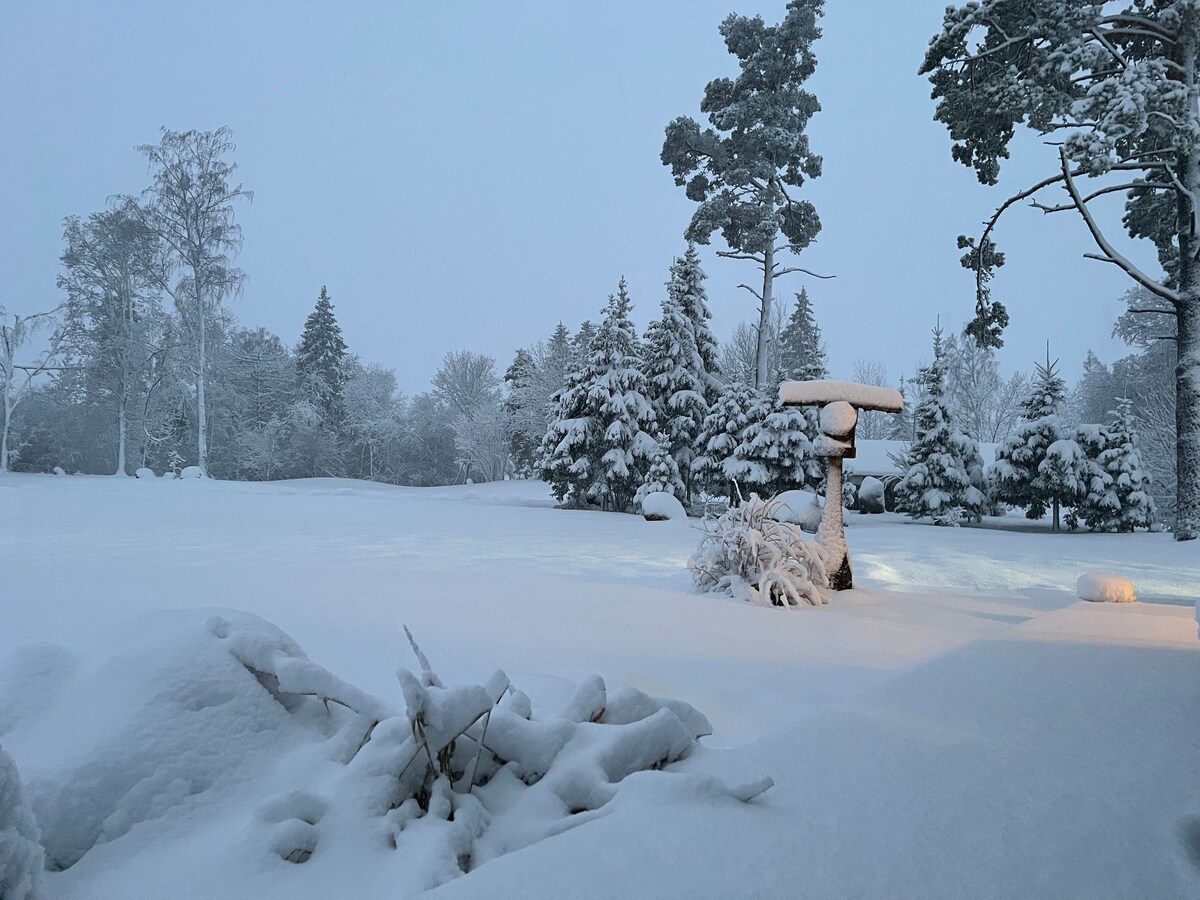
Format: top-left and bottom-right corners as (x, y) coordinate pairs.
(570, 320), (597, 370)
(720, 303), (787, 389)
(894, 323), (986, 525)
(58, 202), (162, 475)
(776, 288), (827, 382)
(1, 308), (66, 474)
(922, 3), (1200, 539)
(635, 434), (686, 507)
(942, 332), (1027, 443)
(662, 0), (826, 391)
(992, 351), (1076, 530)
(851, 359), (892, 440)
(433, 350), (506, 482)
(503, 348), (540, 475)
(296, 286), (349, 427)
(136, 126), (250, 476)
(1070, 350), (1120, 427)
(538, 279), (659, 511)
(343, 360), (402, 481)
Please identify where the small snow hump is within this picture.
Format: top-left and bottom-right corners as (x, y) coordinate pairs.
(1077, 572), (1137, 604)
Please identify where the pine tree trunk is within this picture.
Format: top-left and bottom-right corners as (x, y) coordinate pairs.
(755, 243), (774, 393)
(1174, 132), (1199, 540)
(0, 399), (9, 474)
(116, 395), (127, 476)
(1052, 498), (1060, 532)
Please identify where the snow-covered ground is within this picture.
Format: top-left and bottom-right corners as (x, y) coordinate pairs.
(2, 474), (1198, 898)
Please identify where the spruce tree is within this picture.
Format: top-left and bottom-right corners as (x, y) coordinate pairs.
(296, 286), (349, 427)
(725, 399), (821, 498)
(894, 324), (986, 524)
(776, 289), (828, 382)
(635, 434), (686, 507)
(503, 348), (539, 475)
(691, 380), (764, 501)
(1073, 398), (1155, 532)
(992, 350), (1076, 529)
(643, 245), (722, 501)
(537, 279), (658, 512)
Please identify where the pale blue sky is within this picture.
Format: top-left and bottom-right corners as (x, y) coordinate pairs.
(2, 1), (1144, 391)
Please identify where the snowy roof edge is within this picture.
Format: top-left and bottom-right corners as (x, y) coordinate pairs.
(778, 379), (904, 413)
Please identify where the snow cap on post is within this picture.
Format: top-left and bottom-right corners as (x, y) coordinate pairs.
(779, 379), (904, 413)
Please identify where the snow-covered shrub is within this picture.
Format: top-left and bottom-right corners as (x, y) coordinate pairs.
(639, 491), (687, 522)
(179, 465), (202, 480)
(0, 743), (42, 900)
(857, 476), (885, 514)
(689, 494), (830, 606)
(134, 467), (156, 480)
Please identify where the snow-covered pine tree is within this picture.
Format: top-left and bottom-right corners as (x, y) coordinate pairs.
(296, 286), (349, 427)
(691, 380), (765, 502)
(1072, 398), (1155, 532)
(776, 288), (828, 381)
(537, 279), (658, 512)
(991, 350), (1077, 529)
(635, 434), (686, 508)
(643, 245), (722, 502)
(724, 395), (820, 498)
(894, 323), (986, 524)
(503, 348), (539, 476)
(569, 320), (597, 371)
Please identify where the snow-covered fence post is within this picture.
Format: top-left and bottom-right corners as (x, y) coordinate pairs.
(779, 380), (903, 590)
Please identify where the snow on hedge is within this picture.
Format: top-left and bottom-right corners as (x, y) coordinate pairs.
(639, 490), (687, 521)
(0, 743), (42, 900)
(0, 610), (769, 893)
(1076, 572), (1137, 603)
(779, 380), (903, 412)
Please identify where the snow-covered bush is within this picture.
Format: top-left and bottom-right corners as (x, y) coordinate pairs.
(771, 489), (823, 532)
(0, 743), (42, 900)
(690, 494), (830, 606)
(1076, 572), (1137, 603)
(5, 611), (769, 891)
(639, 491), (687, 522)
(134, 467), (156, 479)
(858, 476), (885, 514)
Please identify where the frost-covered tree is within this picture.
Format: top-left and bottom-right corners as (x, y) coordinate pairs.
(538, 279), (659, 512)
(943, 332), (1027, 443)
(992, 353), (1076, 529)
(503, 348), (540, 475)
(662, 0), (825, 391)
(343, 360), (402, 482)
(776, 288), (827, 381)
(433, 350), (506, 482)
(1, 307), (66, 473)
(724, 395), (820, 498)
(720, 305), (786, 389)
(922, 2), (1200, 539)
(643, 245), (722, 500)
(296, 286), (349, 427)
(895, 324), (986, 524)
(58, 202), (162, 475)
(1073, 398), (1155, 532)
(569, 320), (597, 370)
(1071, 350), (1121, 427)
(136, 127), (250, 477)
(851, 359), (892, 440)
(691, 379), (765, 500)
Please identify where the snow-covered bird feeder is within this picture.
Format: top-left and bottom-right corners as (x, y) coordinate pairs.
(779, 380), (904, 590)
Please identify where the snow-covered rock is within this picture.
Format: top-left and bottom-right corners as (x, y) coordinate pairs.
(858, 476), (885, 514)
(640, 491), (687, 521)
(178, 466), (202, 480)
(52, 466), (66, 476)
(1077, 572), (1137, 603)
(134, 468), (156, 480)
(771, 490), (823, 533)
(0, 743), (43, 900)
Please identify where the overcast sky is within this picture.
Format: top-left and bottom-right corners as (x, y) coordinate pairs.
(2, 1), (1150, 393)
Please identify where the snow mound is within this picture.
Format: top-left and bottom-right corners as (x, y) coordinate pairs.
(858, 476), (885, 514)
(640, 491), (686, 521)
(52, 467), (66, 476)
(0, 743), (43, 900)
(0, 610), (762, 894)
(1077, 572), (1137, 603)
(771, 490), (823, 533)
(134, 468), (156, 479)
(178, 466), (202, 479)
(779, 379), (903, 412)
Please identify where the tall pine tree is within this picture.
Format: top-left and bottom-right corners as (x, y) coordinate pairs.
(691, 380), (765, 502)
(643, 244), (722, 501)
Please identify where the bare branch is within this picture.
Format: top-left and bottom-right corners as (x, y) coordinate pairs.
(737, 283), (764, 301)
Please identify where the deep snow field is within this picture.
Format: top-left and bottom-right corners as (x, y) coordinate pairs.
(2, 473), (1200, 899)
